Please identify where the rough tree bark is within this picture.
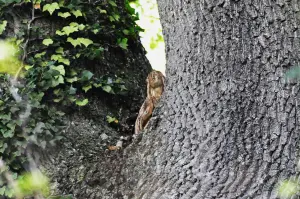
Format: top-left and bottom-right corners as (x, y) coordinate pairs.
(41, 0), (300, 199)
(129, 0), (300, 198)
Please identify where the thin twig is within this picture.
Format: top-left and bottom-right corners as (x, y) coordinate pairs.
(27, 47), (48, 56)
(13, 1), (28, 7)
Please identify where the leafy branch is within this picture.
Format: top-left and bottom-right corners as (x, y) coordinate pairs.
(0, 0), (142, 197)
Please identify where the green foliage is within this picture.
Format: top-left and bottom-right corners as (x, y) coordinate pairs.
(42, 38), (53, 46)
(0, 0), (142, 196)
(56, 22), (85, 36)
(150, 33), (164, 49)
(277, 179), (299, 198)
(71, 10), (82, 18)
(67, 37), (93, 47)
(75, 98), (88, 106)
(106, 115), (118, 123)
(129, 0), (165, 71)
(16, 171), (50, 197)
(42, 2), (60, 15)
(0, 72), (65, 156)
(58, 12), (71, 18)
(117, 38), (128, 50)
(108, 0), (117, 7)
(0, 20), (7, 35)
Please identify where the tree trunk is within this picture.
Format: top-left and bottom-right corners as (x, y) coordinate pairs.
(40, 1), (300, 199)
(131, 0), (300, 198)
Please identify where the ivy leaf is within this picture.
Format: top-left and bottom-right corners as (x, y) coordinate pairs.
(94, 47), (104, 57)
(123, 29), (129, 35)
(0, 113), (11, 120)
(120, 85), (127, 91)
(76, 99), (88, 106)
(3, 130), (14, 138)
(53, 88), (61, 95)
(67, 37), (81, 47)
(0, 20), (7, 35)
(62, 26), (78, 36)
(70, 69), (77, 76)
(93, 29), (99, 34)
(71, 10), (83, 18)
(58, 58), (70, 66)
(69, 86), (77, 94)
(43, 2), (60, 15)
(51, 54), (62, 61)
(58, 12), (71, 18)
(56, 30), (65, 36)
(93, 83), (102, 88)
(0, 143), (7, 153)
(5, 187), (14, 197)
(68, 96), (76, 102)
(78, 24), (85, 30)
(24, 65), (33, 70)
(34, 51), (46, 58)
(12, 173), (18, 180)
(16, 39), (24, 45)
(66, 77), (78, 83)
(7, 122), (16, 131)
(108, 0), (117, 7)
(0, 187), (5, 195)
(56, 75), (64, 84)
(51, 54), (70, 65)
(98, 8), (107, 14)
(42, 38), (53, 46)
(106, 116), (118, 123)
(109, 16), (115, 22)
(55, 47), (64, 54)
(102, 85), (113, 93)
(53, 97), (63, 102)
(117, 38), (128, 50)
(112, 13), (120, 21)
(81, 70), (93, 81)
(77, 38), (93, 47)
(82, 84), (92, 93)
(58, 0), (65, 6)
(51, 65), (65, 76)
(69, 22), (79, 27)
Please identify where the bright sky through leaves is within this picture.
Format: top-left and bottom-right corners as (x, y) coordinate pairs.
(130, 0), (166, 75)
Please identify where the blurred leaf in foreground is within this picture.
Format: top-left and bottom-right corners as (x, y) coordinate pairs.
(286, 66), (300, 80)
(277, 179), (299, 199)
(0, 40), (21, 75)
(16, 171), (50, 197)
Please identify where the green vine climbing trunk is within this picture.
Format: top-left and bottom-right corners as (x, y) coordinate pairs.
(0, 0), (151, 198)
